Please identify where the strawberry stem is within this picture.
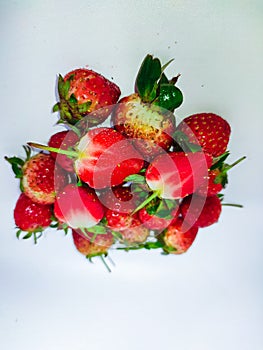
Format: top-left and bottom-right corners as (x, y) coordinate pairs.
(131, 190), (161, 215)
(222, 203), (243, 208)
(100, 255), (111, 273)
(225, 156), (246, 171)
(27, 142), (78, 158)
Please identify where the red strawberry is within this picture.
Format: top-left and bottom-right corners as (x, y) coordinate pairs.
(14, 193), (53, 234)
(138, 198), (179, 231)
(72, 229), (114, 258)
(54, 184), (104, 229)
(180, 194), (222, 228)
(30, 127), (145, 189)
(196, 168), (223, 197)
(145, 151), (213, 200)
(99, 185), (139, 213)
(48, 130), (79, 172)
(104, 210), (134, 230)
(22, 153), (68, 205)
(112, 55), (183, 160)
(74, 128), (145, 189)
(53, 68), (121, 126)
(176, 113), (231, 157)
(162, 217), (198, 254)
(196, 155), (246, 197)
(112, 93), (176, 160)
(119, 217), (150, 245)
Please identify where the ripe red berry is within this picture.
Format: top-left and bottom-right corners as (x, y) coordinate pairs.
(14, 193), (53, 232)
(177, 113), (231, 157)
(180, 194), (222, 228)
(72, 229), (114, 258)
(54, 184), (104, 229)
(162, 217), (198, 254)
(22, 153), (68, 205)
(54, 68), (121, 126)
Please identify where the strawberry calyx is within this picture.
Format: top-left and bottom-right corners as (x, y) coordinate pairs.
(211, 153), (246, 188)
(53, 74), (92, 125)
(5, 146), (32, 191)
(16, 228), (43, 244)
(135, 54), (183, 111)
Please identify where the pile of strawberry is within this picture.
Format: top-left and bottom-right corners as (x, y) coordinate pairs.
(6, 55), (245, 270)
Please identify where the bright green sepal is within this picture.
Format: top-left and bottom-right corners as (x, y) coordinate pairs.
(135, 54), (162, 102)
(57, 74), (71, 99)
(124, 173), (146, 184)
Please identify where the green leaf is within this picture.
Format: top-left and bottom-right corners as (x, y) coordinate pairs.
(87, 225), (107, 235)
(5, 156), (24, 178)
(125, 174), (146, 184)
(77, 101), (92, 114)
(135, 54), (162, 102)
(57, 74), (71, 99)
(53, 102), (60, 112)
(211, 151), (230, 170)
(68, 94), (78, 104)
(22, 232), (33, 240)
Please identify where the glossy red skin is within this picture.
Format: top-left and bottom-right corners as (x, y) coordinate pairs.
(54, 184), (104, 229)
(64, 68), (121, 125)
(176, 113), (231, 157)
(99, 185), (139, 213)
(75, 127), (144, 189)
(14, 193), (52, 232)
(163, 217), (198, 254)
(72, 229), (114, 257)
(146, 152), (213, 199)
(22, 153), (68, 205)
(180, 194), (222, 228)
(48, 130), (79, 172)
(196, 168), (223, 197)
(111, 93), (175, 161)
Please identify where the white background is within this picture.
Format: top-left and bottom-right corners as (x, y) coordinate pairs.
(1, 1), (262, 349)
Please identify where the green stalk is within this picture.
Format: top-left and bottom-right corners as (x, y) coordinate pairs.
(131, 190), (161, 215)
(225, 156), (246, 171)
(222, 203), (243, 208)
(27, 142), (78, 158)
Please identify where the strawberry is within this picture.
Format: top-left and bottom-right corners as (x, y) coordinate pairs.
(72, 229), (114, 258)
(196, 168), (223, 197)
(29, 127), (145, 189)
(180, 194), (222, 228)
(48, 130), (79, 172)
(5, 148), (68, 205)
(176, 113), (231, 157)
(53, 68), (121, 126)
(54, 184), (104, 229)
(119, 218), (150, 245)
(22, 153), (68, 205)
(112, 55), (183, 160)
(99, 185), (139, 213)
(74, 128), (145, 189)
(145, 151), (213, 200)
(138, 197), (179, 231)
(196, 153), (246, 197)
(99, 186), (149, 244)
(162, 217), (198, 254)
(14, 193), (53, 237)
